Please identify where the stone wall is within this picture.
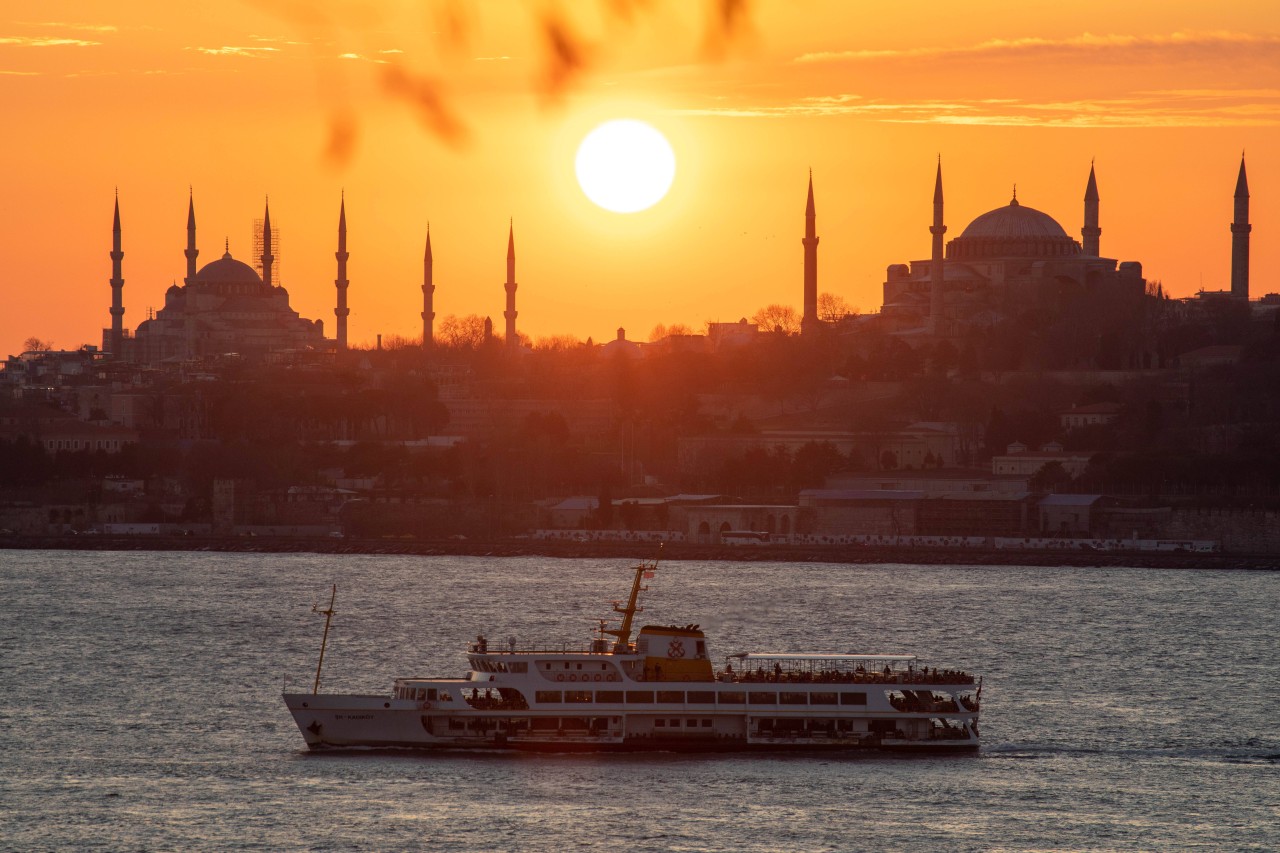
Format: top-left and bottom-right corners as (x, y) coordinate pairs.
(1162, 507), (1280, 554)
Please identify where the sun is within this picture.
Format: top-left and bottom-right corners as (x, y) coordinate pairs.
(575, 119), (676, 214)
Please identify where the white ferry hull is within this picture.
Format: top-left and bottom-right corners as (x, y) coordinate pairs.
(284, 693), (979, 754)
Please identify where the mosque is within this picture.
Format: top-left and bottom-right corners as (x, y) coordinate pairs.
(109, 195), (331, 364)
(104, 191), (527, 364)
(799, 157), (1253, 343)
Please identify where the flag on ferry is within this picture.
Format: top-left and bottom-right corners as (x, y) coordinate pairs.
(644, 571), (655, 579)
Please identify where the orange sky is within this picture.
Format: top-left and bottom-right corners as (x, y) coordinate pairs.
(3, 1), (1280, 356)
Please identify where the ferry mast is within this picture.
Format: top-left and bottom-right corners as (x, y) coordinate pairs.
(312, 584), (336, 694)
(602, 547), (661, 653)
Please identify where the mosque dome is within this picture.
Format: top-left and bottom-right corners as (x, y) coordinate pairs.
(195, 250), (263, 285)
(948, 196), (1080, 260)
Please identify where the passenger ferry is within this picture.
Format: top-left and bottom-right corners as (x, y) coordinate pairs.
(283, 557), (981, 752)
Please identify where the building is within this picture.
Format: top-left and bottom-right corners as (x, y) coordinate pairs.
(991, 442), (1095, 479)
(121, 195), (330, 364)
(881, 163), (1147, 341)
(1038, 494), (1105, 535)
(1059, 403), (1123, 431)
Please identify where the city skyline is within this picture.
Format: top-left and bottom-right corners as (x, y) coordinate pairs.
(3, 1), (1279, 356)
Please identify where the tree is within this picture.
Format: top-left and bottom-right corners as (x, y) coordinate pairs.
(22, 337), (53, 352)
(817, 293), (855, 322)
(791, 441), (845, 489)
(437, 314), (487, 349)
(1030, 461), (1073, 493)
(751, 304), (800, 335)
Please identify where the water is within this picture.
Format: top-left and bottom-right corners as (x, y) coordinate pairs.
(1, 551), (1277, 851)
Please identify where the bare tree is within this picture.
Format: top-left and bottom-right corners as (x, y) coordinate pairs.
(437, 314), (487, 349)
(751, 304), (800, 335)
(23, 337), (54, 352)
(817, 293), (857, 323)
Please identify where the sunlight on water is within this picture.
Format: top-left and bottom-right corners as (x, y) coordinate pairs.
(1, 551), (1276, 851)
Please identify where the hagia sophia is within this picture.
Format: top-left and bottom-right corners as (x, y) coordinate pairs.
(798, 156), (1253, 344)
(103, 156), (1252, 364)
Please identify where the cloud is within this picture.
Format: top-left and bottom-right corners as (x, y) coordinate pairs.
(190, 46), (279, 57)
(0, 69), (39, 75)
(0, 36), (100, 47)
(249, 35), (308, 46)
(14, 22), (117, 33)
(795, 31), (1280, 66)
(677, 89), (1280, 128)
(339, 52), (388, 64)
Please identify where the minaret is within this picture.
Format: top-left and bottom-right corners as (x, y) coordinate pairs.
(801, 170), (820, 334)
(335, 194), (350, 350)
(109, 192), (125, 357)
(1231, 155), (1251, 299)
(261, 198), (274, 288)
(1082, 161), (1101, 257)
(421, 225), (434, 349)
(184, 189), (199, 283)
(504, 220), (518, 349)
(928, 159), (946, 335)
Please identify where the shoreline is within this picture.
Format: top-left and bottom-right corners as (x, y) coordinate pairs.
(3, 534), (1278, 570)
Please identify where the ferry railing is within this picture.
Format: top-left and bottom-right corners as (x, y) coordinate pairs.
(727, 670), (975, 686)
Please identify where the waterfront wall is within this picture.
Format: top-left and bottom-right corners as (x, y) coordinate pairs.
(1163, 508), (1280, 555)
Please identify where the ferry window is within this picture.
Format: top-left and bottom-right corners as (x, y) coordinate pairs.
(840, 692), (868, 705)
(701, 719), (713, 727)
(686, 719), (698, 728)
(718, 692), (745, 704)
(575, 663), (582, 670)
(427, 689), (438, 701)
(565, 690), (592, 703)
(669, 719), (681, 727)
(748, 692), (778, 704)
(416, 688), (426, 701)
(657, 691), (684, 704)
(510, 663), (528, 673)
(596, 691), (624, 703)
(625, 691), (654, 703)
(654, 719), (666, 727)
(536, 691), (563, 704)
(780, 692), (808, 705)
(687, 691), (715, 704)
(696, 641), (707, 658)
(811, 692), (838, 705)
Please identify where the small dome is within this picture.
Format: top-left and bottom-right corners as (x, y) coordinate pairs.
(959, 198), (1069, 240)
(195, 252), (262, 285)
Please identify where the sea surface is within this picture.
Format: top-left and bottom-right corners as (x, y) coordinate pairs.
(1, 551), (1277, 852)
